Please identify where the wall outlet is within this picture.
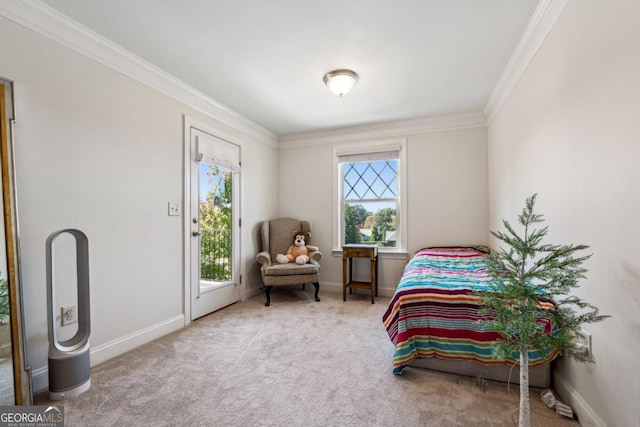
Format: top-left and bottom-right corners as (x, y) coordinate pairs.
(61, 305), (77, 326)
(576, 328), (592, 361)
(168, 202), (180, 216)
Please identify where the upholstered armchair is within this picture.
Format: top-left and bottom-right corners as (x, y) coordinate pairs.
(256, 218), (321, 306)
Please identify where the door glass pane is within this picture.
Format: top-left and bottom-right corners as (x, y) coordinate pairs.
(199, 162), (232, 291)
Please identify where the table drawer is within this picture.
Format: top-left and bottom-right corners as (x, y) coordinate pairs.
(343, 247), (376, 258)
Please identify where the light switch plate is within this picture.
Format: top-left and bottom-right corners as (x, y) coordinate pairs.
(168, 202), (180, 216)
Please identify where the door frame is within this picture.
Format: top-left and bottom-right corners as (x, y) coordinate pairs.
(1, 78), (32, 404)
(183, 116), (245, 325)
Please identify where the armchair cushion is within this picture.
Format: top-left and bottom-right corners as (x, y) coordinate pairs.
(263, 262), (319, 276)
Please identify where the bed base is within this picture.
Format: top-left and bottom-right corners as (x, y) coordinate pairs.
(408, 357), (550, 388)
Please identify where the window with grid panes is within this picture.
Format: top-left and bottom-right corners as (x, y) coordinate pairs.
(336, 142), (405, 251)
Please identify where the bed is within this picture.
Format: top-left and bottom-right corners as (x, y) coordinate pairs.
(382, 246), (558, 387)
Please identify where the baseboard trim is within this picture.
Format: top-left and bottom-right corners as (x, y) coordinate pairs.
(90, 314), (185, 366)
(320, 281), (396, 298)
(32, 314), (185, 394)
(248, 281), (396, 299)
(553, 370), (605, 427)
(31, 366), (48, 395)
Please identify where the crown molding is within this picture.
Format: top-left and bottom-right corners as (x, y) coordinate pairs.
(1, 0), (567, 147)
(278, 111), (487, 149)
(0, 0), (278, 147)
(484, 0), (569, 123)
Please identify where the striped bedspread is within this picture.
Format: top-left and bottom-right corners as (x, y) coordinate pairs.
(382, 247), (558, 373)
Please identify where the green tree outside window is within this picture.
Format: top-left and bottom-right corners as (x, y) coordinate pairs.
(199, 165), (232, 281)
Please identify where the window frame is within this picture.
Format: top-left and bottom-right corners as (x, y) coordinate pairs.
(332, 138), (407, 257)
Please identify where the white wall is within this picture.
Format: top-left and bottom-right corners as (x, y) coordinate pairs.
(242, 133), (279, 296)
(279, 125), (488, 293)
(487, 1), (640, 426)
(0, 16), (278, 390)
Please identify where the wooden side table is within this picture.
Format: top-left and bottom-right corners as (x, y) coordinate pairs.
(342, 244), (378, 304)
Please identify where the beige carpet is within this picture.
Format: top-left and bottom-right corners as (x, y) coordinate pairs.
(36, 288), (579, 426)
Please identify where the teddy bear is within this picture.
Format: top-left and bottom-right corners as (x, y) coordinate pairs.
(276, 231), (319, 265)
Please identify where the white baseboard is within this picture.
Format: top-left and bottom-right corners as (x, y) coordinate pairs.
(31, 366), (49, 395)
(320, 281), (396, 298)
(553, 371), (605, 427)
(32, 314), (185, 394)
(246, 281), (396, 301)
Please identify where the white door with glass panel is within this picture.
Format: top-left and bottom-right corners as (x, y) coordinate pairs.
(190, 129), (241, 320)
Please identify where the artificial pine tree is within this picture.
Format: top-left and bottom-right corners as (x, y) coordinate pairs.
(479, 194), (608, 427)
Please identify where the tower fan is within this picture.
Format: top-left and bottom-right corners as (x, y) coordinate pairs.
(46, 229), (91, 400)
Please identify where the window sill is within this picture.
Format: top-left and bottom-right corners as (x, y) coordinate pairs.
(332, 249), (408, 260)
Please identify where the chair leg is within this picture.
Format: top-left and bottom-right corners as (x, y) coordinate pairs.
(264, 286), (273, 307)
(302, 283), (306, 290)
(312, 282), (320, 302)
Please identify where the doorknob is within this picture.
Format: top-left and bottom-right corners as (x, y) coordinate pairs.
(192, 231), (201, 237)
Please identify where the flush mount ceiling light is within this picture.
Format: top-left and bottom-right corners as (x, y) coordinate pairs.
(323, 69), (359, 97)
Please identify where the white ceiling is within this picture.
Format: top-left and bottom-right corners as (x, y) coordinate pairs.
(39, 0), (540, 136)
